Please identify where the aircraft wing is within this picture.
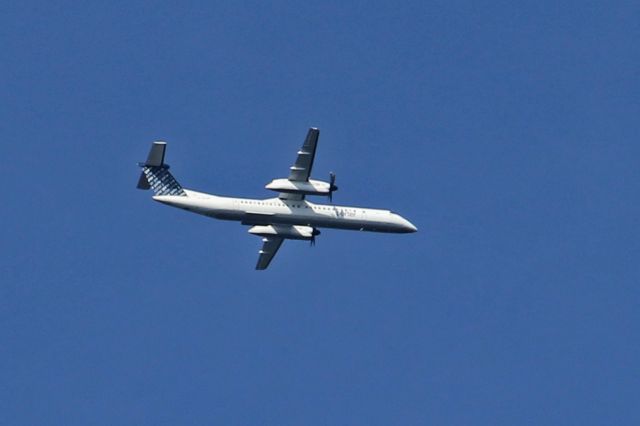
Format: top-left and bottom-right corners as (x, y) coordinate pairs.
(279, 127), (319, 201)
(255, 236), (284, 270)
(288, 127), (319, 182)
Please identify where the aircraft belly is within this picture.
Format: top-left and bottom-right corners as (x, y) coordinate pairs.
(268, 212), (392, 232)
(208, 209), (244, 221)
(221, 212), (244, 221)
(198, 206), (400, 233)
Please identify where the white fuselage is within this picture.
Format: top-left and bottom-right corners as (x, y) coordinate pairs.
(153, 189), (418, 234)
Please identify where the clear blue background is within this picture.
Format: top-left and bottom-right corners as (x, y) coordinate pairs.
(2, 1), (638, 424)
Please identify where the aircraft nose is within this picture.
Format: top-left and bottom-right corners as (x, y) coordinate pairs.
(404, 220), (418, 233)
(394, 214), (417, 233)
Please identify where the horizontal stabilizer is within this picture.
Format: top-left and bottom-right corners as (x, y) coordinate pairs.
(144, 141), (166, 167)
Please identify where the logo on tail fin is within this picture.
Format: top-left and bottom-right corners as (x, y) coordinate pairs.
(136, 141), (186, 196)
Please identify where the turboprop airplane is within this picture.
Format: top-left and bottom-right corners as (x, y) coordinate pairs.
(136, 128), (417, 269)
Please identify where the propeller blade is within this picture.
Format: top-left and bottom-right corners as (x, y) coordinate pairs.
(328, 172), (337, 203)
(310, 228), (320, 246)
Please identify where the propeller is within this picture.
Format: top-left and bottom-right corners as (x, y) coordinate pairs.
(310, 228), (321, 247)
(328, 172), (338, 202)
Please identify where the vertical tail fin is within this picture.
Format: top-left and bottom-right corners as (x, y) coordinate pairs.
(136, 142), (186, 196)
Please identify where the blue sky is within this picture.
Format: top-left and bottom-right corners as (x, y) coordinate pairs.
(2, 1), (639, 424)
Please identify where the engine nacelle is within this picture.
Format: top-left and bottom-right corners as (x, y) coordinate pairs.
(265, 178), (332, 196)
(248, 224), (320, 240)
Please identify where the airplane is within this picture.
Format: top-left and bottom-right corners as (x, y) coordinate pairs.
(136, 128), (417, 270)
